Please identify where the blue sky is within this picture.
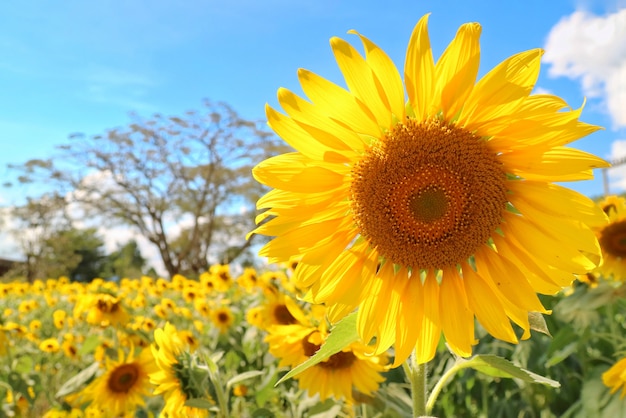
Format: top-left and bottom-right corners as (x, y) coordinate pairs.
(0, 0), (625, 264)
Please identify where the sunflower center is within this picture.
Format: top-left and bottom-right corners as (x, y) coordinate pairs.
(301, 333), (356, 370)
(108, 364), (139, 393)
(273, 304), (297, 325)
(409, 186), (448, 223)
(600, 220), (626, 258)
(350, 118), (508, 269)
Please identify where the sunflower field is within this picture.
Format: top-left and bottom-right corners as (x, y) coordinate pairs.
(1, 258), (626, 418)
(4, 11), (626, 418)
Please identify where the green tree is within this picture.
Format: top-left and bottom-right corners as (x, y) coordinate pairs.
(7, 100), (288, 276)
(101, 240), (147, 279)
(8, 193), (71, 282)
(44, 227), (106, 281)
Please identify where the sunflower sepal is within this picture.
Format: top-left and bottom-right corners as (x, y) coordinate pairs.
(275, 311), (359, 385)
(528, 311), (552, 337)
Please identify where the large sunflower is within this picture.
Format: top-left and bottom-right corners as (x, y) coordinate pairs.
(251, 14), (608, 366)
(77, 348), (157, 416)
(592, 195), (626, 281)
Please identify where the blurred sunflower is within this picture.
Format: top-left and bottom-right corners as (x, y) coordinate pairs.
(149, 323), (210, 418)
(591, 195), (626, 281)
(210, 306), (235, 334)
(251, 14), (608, 365)
(603, 357), (626, 398)
(39, 338), (60, 353)
(74, 293), (129, 327)
(266, 324), (388, 402)
(77, 348), (157, 416)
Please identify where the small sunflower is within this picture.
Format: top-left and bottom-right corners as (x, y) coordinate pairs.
(39, 338), (60, 353)
(74, 293), (129, 327)
(210, 306), (235, 334)
(251, 14), (608, 365)
(266, 324), (388, 402)
(603, 357), (626, 398)
(77, 348), (157, 416)
(149, 323), (210, 418)
(591, 195), (626, 281)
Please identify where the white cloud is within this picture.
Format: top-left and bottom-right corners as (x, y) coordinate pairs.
(543, 9), (626, 128)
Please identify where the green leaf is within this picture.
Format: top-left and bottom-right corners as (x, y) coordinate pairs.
(184, 398), (216, 410)
(528, 312), (552, 337)
(55, 362), (101, 398)
(462, 355), (560, 387)
(276, 311), (359, 385)
(13, 355), (34, 374)
(226, 370), (265, 389)
(78, 334), (102, 355)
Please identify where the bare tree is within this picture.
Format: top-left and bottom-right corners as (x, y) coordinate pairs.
(9, 193), (72, 281)
(8, 100), (287, 276)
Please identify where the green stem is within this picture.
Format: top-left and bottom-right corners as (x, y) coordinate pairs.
(404, 353), (428, 417)
(425, 361), (465, 415)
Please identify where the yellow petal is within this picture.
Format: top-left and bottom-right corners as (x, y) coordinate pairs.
(253, 152), (348, 192)
(439, 267), (474, 357)
(507, 180), (607, 228)
(330, 36), (392, 128)
(267, 104), (350, 163)
(474, 246), (548, 313)
(501, 215), (596, 273)
(462, 262), (518, 344)
(435, 21), (481, 120)
(415, 270), (441, 364)
(393, 271), (424, 366)
(460, 49), (542, 132)
(348, 30), (406, 120)
(276, 88), (365, 152)
(500, 146), (610, 181)
(298, 68), (381, 137)
(404, 14), (435, 120)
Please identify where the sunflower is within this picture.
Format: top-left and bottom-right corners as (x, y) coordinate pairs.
(266, 324), (388, 402)
(603, 357), (626, 398)
(591, 195), (626, 281)
(250, 14), (608, 365)
(77, 348), (157, 416)
(39, 338), (60, 353)
(149, 323), (210, 418)
(210, 306), (235, 334)
(74, 293), (129, 327)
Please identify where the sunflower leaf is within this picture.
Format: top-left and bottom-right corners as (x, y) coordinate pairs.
(462, 354), (560, 387)
(185, 398), (217, 410)
(55, 361), (101, 398)
(275, 311), (359, 385)
(226, 370), (265, 389)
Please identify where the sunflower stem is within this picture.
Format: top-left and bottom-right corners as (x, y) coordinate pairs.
(406, 352), (428, 417)
(425, 360), (465, 415)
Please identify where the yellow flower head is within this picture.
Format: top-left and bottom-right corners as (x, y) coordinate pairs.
(603, 357), (626, 398)
(77, 348), (157, 416)
(74, 293), (129, 327)
(149, 323), (210, 418)
(251, 14), (608, 366)
(210, 306), (235, 334)
(266, 324), (388, 402)
(39, 338), (60, 353)
(591, 195), (626, 281)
